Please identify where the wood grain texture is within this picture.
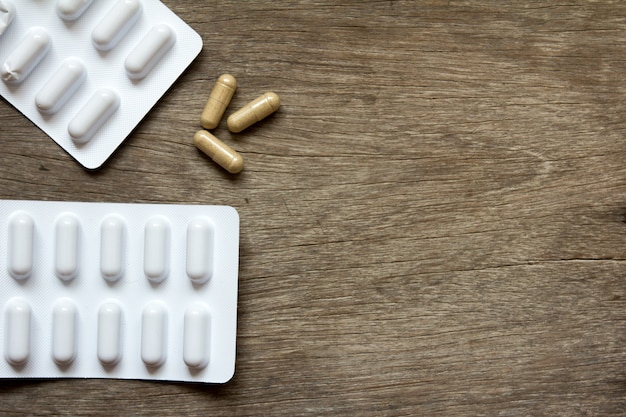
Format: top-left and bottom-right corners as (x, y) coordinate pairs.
(1, 1), (625, 415)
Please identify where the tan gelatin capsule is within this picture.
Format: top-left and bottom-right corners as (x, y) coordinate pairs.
(227, 92), (280, 133)
(201, 74), (237, 130)
(194, 130), (244, 174)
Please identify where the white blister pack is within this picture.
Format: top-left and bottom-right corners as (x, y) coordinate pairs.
(0, 0), (203, 169)
(0, 200), (239, 384)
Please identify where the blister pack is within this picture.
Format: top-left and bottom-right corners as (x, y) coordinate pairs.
(0, 0), (203, 169)
(0, 200), (239, 384)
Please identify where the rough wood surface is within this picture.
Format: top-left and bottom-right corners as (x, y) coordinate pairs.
(1, 1), (625, 415)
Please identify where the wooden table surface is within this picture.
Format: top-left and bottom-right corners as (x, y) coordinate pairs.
(1, 1), (625, 415)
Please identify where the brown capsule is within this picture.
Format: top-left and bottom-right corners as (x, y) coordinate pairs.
(193, 130), (244, 174)
(227, 92), (280, 133)
(200, 74), (237, 130)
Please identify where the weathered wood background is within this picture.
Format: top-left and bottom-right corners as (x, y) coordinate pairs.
(1, 1), (625, 415)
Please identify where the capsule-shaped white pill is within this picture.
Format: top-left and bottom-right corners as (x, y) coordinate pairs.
(36, 58), (86, 114)
(186, 217), (213, 284)
(100, 214), (125, 281)
(4, 298), (31, 365)
(7, 212), (34, 280)
(0, 0), (15, 36)
(57, 0), (94, 21)
(68, 88), (120, 143)
(55, 213), (80, 280)
(141, 301), (167, 367)
(183, 304), (210, 369)
(52, 298), (78, 365)
(97, 301), (122, 365)
(2, 27), (50, 84)
(144, 216), (170, 282)
(91, 0), (142, 51)
(125, 24), (175, 80)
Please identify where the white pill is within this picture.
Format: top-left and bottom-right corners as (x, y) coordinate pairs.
(4, 298), (31, 365)
(1, 27), (50, 84)
(54, 213), (80, 280)
(68, 88), (120, 143)
(100, 214), (125, 281)
(144, 216), (170, 282)
(35, 58), (86, 114)
(97, 301), (122, 365)
(125, 24), (175, 80)
(52, 298), (78, 365)
(91, 0), (142, 51)
(0, 0), (15, 36)
(186, 217), (213, 284)
(141, 301), (167, 367)
(57, 0), (94, 21)
(7, 212), (34, 280)
(183, 304), (210, 369)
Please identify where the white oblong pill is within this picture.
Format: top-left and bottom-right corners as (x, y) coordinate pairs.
(36, 58), (86, 114)
(124, 23), (175, 80)
(57, 0), (94, 21)
(7, 212), (34, 280)
(183, 304), (210, 369)
(68, 88), (120, 143)
(100, 214), (125, 281)
(52, 298), (78, 365)
(141, 301), (167, 367)
(54, 213), (80, 280)
(0, 0), (15, 36)
(91, 0), (142, 51)
(2, 27), (50, 84)
(186, 217), (213, 284)
(144, 216), (170, 282)
(97, 301), (122, 365)
(4, 298), (31, 365)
